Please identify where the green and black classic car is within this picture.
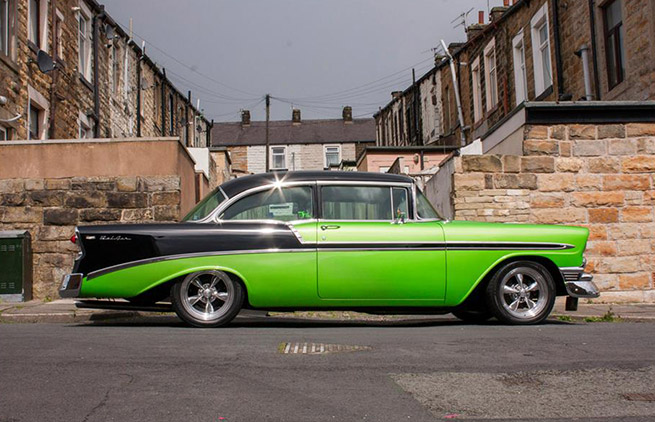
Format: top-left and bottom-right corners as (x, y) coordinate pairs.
(60, 171), (599, 327)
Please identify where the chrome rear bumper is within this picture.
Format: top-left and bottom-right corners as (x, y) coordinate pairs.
(59, 273), (83, 298)
(560, 265), (600, 298)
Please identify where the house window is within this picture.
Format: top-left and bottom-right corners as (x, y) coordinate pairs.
(55, 9), (64, 59)
(78, 3), (93, 81)
(325, 145), (341, 168)
(531, 4), (552, 96)
(28, 0), (39, 47)
(110, 44), (119, 93)
(27, 86), (48, 140)
(28, 103), (40, 140)
(513, 32), (528, 104)
(271, 146), (286, 170)
(0, 0), (13, 58)
(603, 0), (625, 89)
(0, 125), (7, 140)
(78, 112), (94, 139)
(168, 93), (175, 134)
(471, 57), (483, 123)
(484, 40), (498, 110)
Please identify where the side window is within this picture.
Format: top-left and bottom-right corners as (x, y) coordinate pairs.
(392, 187), (408, 219)
(321, 186), (392, 221)
(416, 190), (441, 220)
(221, 186), (313, 222)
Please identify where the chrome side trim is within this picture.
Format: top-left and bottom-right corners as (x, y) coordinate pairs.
(446, 241), (575, 250)
(87, 248), (314, 280)
(286, 223), (304, 243)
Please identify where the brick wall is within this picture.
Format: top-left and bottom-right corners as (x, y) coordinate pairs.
(446, 122), (655, 302)
(0, 175), (181, 299)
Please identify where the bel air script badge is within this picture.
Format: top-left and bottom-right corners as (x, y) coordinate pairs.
(98, 235), (132, 241)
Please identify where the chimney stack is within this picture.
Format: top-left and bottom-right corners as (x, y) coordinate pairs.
(241, 110), (250, 127)
(342, 106), (353, 123)
(490, 6), (508, 23)
(391, 91), (403, 99)
(292, 108), (301, 125)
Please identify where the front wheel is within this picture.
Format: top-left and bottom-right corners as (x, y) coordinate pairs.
(172, 270), (244, 328)
(485, 261), (556, 325)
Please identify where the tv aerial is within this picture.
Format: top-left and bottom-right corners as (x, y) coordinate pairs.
(451, 7), (474, 29)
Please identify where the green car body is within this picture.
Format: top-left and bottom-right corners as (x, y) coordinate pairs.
(61, 171), (598, 326)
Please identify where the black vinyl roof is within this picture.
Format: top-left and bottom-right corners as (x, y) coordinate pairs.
(220, 171), (413, 197)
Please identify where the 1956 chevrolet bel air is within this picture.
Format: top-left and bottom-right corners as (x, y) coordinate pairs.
(60, 171), (599, 327)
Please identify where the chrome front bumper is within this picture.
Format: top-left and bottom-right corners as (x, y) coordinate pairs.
(560, 264), (600, 298)
(59, 273), (83, 298)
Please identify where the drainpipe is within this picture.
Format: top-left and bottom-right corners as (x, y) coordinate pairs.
(576, 45), (594, 100)
(136, 49), (142, 137)
(48, 0), (57, 139)
(186, 91), (191, 146)
(588, 0), (602, 100)
(552, 0), (566, 100)
(208, 119), (213, 147)
(92, 7), (104, 138)
(440, 39), (466, 146)
(161, 69), (167, 135)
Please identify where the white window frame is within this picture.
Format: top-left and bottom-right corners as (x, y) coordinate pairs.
(0, 124), (8, 141)
(27, 0), (47, 51)
(471, 56), (483, 123)
(78, 2), (93, 81)
(324, 145), (341, 168)
(513, 31), (528, 104)
(77, 111), (94, 139)
(123, 46), (130, 101)
(27, 85), (49, 140)
(483, 39), (498, 111)
(531, 3), (553, 96)
(55, 8), (64, 59)
(270, 146), (287, 170)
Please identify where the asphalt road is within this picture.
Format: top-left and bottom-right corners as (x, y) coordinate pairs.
(1, 315), (655, 422)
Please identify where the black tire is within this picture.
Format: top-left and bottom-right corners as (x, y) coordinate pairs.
(452, 308), (493, 323)
(171, 270), (244, 328)
(485, 260), (556, 325)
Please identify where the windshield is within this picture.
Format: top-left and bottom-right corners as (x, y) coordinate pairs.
(416, 189), (443, 220)
(183, 188), (227, 222)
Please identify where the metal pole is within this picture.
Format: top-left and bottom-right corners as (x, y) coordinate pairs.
(441, 40), (466, 146)
(265, 94), (270, 172)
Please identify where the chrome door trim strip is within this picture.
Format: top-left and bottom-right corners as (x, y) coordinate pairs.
(87, 248), (314, 280)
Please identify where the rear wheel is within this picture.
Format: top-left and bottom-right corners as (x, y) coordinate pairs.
(171, 270), (244, 328)
(485, 261), (555, 325)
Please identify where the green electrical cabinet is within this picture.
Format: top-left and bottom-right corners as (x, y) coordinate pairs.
(0, 231), (33, 302)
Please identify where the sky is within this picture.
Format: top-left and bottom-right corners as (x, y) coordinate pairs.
(100, 0), (506, 122)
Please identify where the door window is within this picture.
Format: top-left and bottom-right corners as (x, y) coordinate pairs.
(321, 186), (393, 221)
(392, 187), (408, 219)
(222, 186), (313, 222)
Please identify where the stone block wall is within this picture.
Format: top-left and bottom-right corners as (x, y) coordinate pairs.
(449, 122), (655, 302)
(0, 175), (181, 299)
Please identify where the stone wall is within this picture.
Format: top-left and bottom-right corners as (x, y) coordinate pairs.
(0, 175), (181, 299)
(446, 122), (655, 302)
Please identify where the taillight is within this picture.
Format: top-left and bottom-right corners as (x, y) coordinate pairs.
(70, 234), (77, 244)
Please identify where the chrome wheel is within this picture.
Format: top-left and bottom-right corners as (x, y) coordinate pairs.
(486, 261), (556, 325)
(179, 270), (235, 321)
(499, 267), (548, 319)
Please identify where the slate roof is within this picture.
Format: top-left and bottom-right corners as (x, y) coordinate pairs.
(211, 118), (376, 147)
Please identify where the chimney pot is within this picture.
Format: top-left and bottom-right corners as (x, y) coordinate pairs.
(342, 106), (353, 123)
(292, 108), (301, 125)
(503, 0), (509, 6)
(241, 110), (250, 127)
(478, 10), (484, 24)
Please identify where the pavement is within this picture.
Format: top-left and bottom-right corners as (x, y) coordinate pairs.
(1, 296), (654, 324)
(2, 315), (655, 421)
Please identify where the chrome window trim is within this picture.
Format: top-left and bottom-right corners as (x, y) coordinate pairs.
(203, 181), (317, 224)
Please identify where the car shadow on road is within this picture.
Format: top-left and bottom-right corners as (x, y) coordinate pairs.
(76, 313), (574, 329)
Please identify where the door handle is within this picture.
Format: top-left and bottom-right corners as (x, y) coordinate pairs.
(320, 225), (341, 231)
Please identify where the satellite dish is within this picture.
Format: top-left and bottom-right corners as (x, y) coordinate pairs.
(105, 24), (115, 40)
(36, 50), (55, 74)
